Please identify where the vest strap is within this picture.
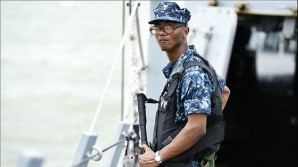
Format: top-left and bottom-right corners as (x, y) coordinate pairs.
(184, 61), (219, 88)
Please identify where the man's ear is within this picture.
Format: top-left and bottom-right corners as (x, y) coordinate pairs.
(184, 27), (190, 37)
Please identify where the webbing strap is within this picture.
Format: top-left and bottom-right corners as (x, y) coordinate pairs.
(167, 76), (179, 98)
(184, 61), (219, 88)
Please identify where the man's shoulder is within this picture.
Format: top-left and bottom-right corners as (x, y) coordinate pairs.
(183, 54), (206, 74)
(180, 54), (216, 85)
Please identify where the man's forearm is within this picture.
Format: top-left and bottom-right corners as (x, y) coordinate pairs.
(159, 114), (207, 161)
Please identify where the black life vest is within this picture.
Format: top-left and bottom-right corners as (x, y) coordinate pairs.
(152, 55), (225, 166)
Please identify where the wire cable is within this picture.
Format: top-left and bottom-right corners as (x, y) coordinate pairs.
(88, 1), (140, 133)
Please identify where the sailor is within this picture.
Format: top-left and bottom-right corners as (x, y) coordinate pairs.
(138, 2), (230, 167)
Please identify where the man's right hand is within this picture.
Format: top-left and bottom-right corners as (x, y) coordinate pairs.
(138, 144), (159, 167)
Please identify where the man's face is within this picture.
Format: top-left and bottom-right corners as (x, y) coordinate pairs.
(151, 21), (188, 51)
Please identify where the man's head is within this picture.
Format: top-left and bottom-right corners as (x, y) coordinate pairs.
(149, 2), (191, 53)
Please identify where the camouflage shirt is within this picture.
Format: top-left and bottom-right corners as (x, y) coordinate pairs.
(162, 45), (226, 124)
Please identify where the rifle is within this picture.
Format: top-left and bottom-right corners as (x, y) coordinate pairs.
(136, 93), (159, 154)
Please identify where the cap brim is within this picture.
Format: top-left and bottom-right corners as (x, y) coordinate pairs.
(148, 18), (185, 24)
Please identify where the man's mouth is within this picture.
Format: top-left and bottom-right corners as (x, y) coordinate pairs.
(159, 39), (169, 43)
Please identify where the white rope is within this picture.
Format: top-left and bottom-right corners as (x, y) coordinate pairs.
(122, 2), (146, 124)
(123, 1), (139, 123)
(130, 7), (141, 124)
(89, 2), (140, 133)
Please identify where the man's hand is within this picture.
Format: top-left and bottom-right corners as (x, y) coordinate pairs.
(221, 86), (230, 110)
(138, 144), (159, 167)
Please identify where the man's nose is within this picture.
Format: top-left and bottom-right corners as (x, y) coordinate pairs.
(158, 28), (167, 35)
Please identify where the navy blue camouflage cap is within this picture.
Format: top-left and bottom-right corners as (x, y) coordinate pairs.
(148, 2), (191, 24)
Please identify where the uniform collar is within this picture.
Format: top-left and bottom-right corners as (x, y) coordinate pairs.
(162, 45), (197, 78)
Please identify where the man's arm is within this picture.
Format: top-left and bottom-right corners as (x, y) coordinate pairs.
(138, 114), (207, 166)
(159, 113), (207, 161)
(221, 86), (230, 110)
